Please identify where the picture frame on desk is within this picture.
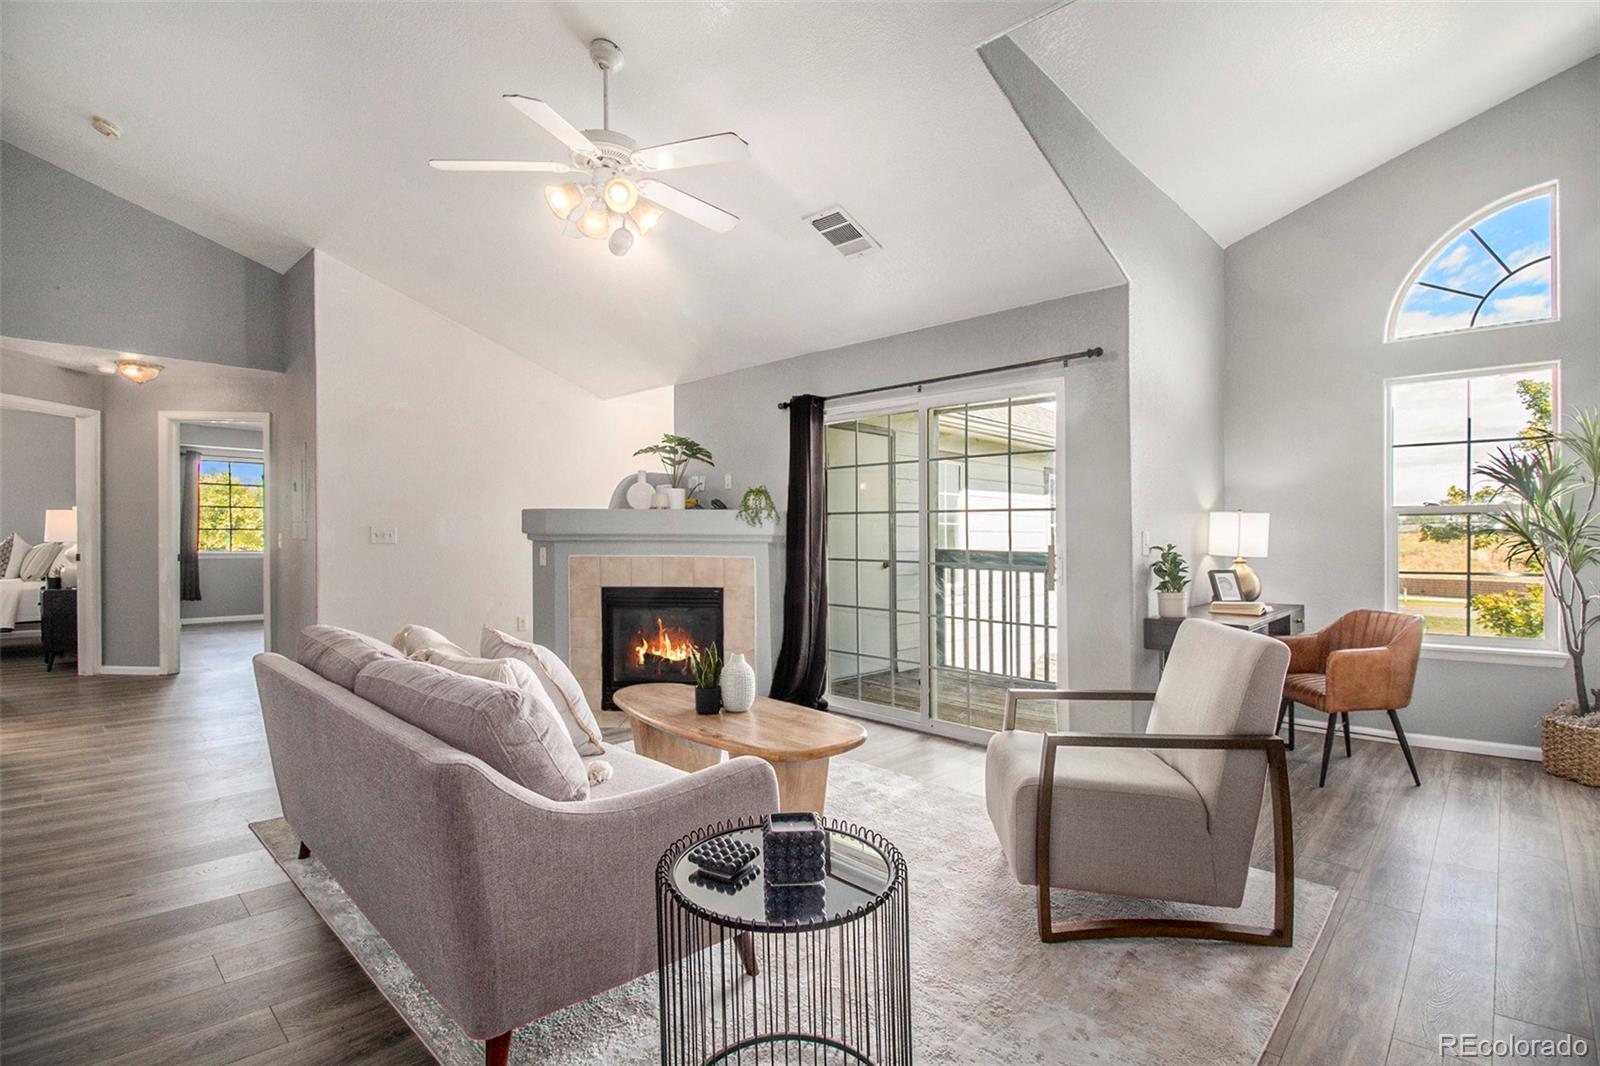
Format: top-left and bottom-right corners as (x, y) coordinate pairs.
(1208, 569), (1244, 602)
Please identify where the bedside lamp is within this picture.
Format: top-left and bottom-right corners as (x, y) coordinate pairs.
(44, 508), (78, 589)
(1209, 509), (1269, 602)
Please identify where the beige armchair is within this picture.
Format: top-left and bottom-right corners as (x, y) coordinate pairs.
(985, 619), (1294, 945)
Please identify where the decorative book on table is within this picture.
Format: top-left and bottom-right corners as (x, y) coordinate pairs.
(1209, 601), (1271, 617)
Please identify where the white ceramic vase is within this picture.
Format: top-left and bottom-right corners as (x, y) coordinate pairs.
(666, 487), (688, 510)
(1157, 591), (1189, 619)
(625, 471), (655, 510)
(721, 652), (756, 712)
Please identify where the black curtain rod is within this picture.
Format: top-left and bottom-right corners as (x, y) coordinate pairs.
(776, 346), (1103, 410)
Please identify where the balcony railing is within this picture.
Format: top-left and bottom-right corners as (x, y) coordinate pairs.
(932, 548), (1056, 683)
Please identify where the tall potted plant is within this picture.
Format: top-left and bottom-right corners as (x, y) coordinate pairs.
(1150, 543), (1190, 619)
(634, 434), (714, 509)
(1475, 409), (1600, 785)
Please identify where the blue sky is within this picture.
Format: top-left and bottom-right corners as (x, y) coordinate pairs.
(1394, 192), (1552, 339)
(200, 459), (264, 485)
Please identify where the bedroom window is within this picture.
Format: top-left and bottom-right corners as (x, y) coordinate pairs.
(1387, 184), (1556, 342)
(198, 459), (265, 553)
(1385, 363), (1559, 653)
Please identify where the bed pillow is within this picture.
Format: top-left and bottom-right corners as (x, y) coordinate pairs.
(16, 542), (62, 581)
(392, 624), (471, 660)
(354, 657), (589, 802)
(0, 533), (25, 579)
(481, 625), (605, 755)
(297, 625), (404, 690)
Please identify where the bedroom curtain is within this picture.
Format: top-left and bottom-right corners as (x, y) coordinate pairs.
(180, 449), (202, 602)
(768, 394), (829, 709)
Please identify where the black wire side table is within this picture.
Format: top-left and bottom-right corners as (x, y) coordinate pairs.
(656, 819), (912, 1065)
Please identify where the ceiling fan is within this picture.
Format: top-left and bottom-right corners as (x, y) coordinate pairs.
(430, 38), (749, 256)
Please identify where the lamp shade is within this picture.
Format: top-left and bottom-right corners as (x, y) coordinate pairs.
(1209, 510), (1269, 559)
(43, 508), (77, 543)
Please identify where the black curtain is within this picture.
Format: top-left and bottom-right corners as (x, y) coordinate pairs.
(769, 395), (829, 708)
(180, 449), (202, 602)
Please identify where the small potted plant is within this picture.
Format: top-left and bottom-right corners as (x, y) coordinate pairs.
(634, 434), (714, 509)
(1476, 409), (1600, 786)
(1151, 543), (1190, 619)
(737, 486), (780, 527)
(689, 643), (722, 715)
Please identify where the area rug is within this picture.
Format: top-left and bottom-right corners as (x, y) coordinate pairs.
(250, 757), (1335, 1065)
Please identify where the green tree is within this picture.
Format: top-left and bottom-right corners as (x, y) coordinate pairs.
(1470, 587), (1544, 638)
(1516, 378), (1552, 445)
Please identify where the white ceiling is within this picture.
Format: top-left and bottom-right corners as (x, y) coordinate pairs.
(0, 2), (1126, 397)
(1014, 1), (1600, 247)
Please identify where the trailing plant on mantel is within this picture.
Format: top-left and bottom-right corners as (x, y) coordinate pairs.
(689, 643), (722, 690)
(634, 434), (714, 488)
(1150, 544), (1189, 593)
(737, 486), (780, 528)
(1476, 408), (1600, 718)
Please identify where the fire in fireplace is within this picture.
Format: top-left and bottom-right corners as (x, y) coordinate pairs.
(601, 586), (724, 708)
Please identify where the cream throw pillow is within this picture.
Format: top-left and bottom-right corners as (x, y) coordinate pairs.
(481, 625), (605, 756)
(392, 624), (471, 660)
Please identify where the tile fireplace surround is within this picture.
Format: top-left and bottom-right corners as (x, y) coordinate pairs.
(523, 509), (784, 724)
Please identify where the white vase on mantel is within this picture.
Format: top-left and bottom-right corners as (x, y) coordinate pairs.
(666, 487), (687, 510)
(721, 653), (756, 712)
(625, 471), (655, 510)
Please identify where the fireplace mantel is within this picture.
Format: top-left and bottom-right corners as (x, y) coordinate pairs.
(523, 508), (785, 718)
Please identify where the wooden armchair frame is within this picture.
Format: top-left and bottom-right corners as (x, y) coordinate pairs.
(1003, 689), (1294, 947)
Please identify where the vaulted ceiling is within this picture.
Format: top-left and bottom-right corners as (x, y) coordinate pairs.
(0, 2), (1123, 397)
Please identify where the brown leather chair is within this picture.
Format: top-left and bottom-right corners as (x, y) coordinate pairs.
(1275, 610), (1424, 787)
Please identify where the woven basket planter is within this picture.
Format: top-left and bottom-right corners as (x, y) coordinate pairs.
(1541, 713), (1600, 787)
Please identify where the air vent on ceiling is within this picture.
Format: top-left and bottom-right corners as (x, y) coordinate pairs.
(804, 205), (880, 258)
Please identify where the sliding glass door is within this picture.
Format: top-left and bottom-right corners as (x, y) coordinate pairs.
(825, 382), (1064, 737)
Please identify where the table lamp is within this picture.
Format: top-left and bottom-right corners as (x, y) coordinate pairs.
(1208, 509), (1269, 602)
(43, 507), (78, 589)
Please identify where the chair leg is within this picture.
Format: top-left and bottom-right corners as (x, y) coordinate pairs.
(1342, 712), (1352, 757)
(1319, 715), (1336, 787)
(485, 1032), (511, 1066)
(1388, 710), (1421, 786)
(1288, 702), (1295, 750)
(1277, 698), (1288, 735)
(296, 841), (311, 860)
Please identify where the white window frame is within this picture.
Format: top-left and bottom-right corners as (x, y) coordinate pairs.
(195, 450), (266, 558)
(823, 374), (1070, 743)
(1382, 361), (1566, 666)
(1384, 181), (1560, 344)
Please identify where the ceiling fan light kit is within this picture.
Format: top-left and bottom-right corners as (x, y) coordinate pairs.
(430, 37), (749, 257)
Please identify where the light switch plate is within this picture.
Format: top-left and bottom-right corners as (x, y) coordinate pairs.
(538, 546), (547, 566)
(370, 526), (398, 545)
(723, 473), (733, 489)
(515, 616), (529, 633)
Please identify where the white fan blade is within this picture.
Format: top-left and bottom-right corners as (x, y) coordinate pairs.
(633, 132), (749, 172)
(503, 95), (597, 156)
(429, 159), (579, 173)
(638, 180), (739, 233)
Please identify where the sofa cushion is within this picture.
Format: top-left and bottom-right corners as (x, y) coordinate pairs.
(481, 626), (605, 755)
(586, 747), (687, 799)
(296, 625), (404, 690)
(354, 657), (589, 802)
(392, 624), (471, 660)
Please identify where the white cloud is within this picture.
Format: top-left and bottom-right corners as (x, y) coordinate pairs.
(1395, 308), (1473, 338)
(1477, 294), (1550, 325)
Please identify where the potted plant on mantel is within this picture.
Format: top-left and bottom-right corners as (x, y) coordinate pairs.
(1476, 408), (1600, 786)
(634, 434), (714, 509)
(1151, 543), (1190, 620)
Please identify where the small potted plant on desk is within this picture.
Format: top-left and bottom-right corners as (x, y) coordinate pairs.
(1151, 543), (1190, 619)
(689, 643), (722, 715)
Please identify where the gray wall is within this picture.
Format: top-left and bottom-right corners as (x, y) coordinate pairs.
(178, 423), (264, 622)
(674, 285), (1136, 693)
(270, 252), (318, 656)
(1223, 56), (1600, 747)
(1, 143), (285, 372)
(982, 35), (1228, 688)
(1, 408), (75, 542)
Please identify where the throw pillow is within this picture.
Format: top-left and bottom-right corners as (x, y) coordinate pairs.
(354, 657), (589, 802)
(392, 624), (471, 660)
(0, 533), (23, 579)
(296, 625), (404, 690)
(16, 542), (63, 581)
(481, 625), (605, 755)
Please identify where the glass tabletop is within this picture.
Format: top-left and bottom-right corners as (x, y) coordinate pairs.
(668, 825), (896, 932)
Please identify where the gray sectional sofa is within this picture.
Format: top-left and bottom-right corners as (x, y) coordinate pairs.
(254, 627), (779, 1064)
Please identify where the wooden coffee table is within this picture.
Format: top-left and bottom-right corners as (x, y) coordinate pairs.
(612, 684), (867, 813)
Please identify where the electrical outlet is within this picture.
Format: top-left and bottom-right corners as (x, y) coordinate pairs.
(370, 526), (398, 545)
(1140, 530), (1151, 554)
(515, 616), (529, 633)
(723, 473), (733, 490)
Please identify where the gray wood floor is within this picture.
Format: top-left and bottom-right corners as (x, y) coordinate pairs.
(3, 624), (1597, 1064)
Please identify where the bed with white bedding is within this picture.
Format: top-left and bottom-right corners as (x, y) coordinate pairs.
(0, 578), (46, 630)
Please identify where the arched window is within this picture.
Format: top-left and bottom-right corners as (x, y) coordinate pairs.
(1387, 184), (1557, 342)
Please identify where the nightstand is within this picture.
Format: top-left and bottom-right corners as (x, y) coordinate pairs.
(41, 587), (77, 671)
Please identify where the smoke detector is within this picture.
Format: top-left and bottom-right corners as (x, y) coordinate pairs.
(804, 205), (879, 258)
(90, 115), (121, 139)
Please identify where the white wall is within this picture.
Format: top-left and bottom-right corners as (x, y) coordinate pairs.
(1224, 56), (1599, 748)
(0, 407), (75, 542)
(311, 252), (674, 649)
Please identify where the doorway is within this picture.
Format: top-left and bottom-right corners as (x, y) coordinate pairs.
(158, 411), (271, 673)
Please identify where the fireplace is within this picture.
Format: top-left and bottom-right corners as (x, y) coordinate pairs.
(601, 586), (724, 708)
